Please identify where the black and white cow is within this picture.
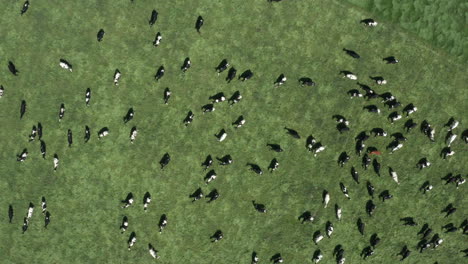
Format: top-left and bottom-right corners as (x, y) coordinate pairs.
(226, 67), (237, 83)
(153, 32), (162, 46)
(210, 92), (226, 103)
(206, 189), (220, 203)
(41, 197), (47, 213)
(215, 59), (229, 75)
(184, 111), (194, 126)
(148, 243), (160, 259)
(251, 252), (259, 264)
(340, 70), (357, 80)
(21, 1), (29, 15)
(388, 167), (399, 184)
(323, 190), (330, 208)
(113, 69), (121, 85)
(22, 217), (29, 234)
(130, 126), (138, 143)
(252, 200), (267, 213)
(120, 216), (129, 233)
(387, 140), (403, 153)
(121, 193), (134, 209)
(298, 211), (314, 223)
(44, 211), (51, 228)
(445, 131), (457, 146)
(366, 200), (376, 217)
(444, 117), (459, 131)
(0, 85), (4, 98)
(190, 188), (203, 202)
(299, 77), (316, 86)
(403, 103), (417, 116)
(370, 128), (387, 137)
(143, 192), (151, 211)
(155, 66), (165, 81)
(347, 89), (363, 98)
(313, 249), (323, 263)
(202, 155), (213, 170)
(274, 74), (287, 86)
(247, 163), (263, 175)
(239, 70), (254, 81)
(366, 181), (375, 198)
(215, 129), (227, 142)
(385, 99), (401, 109)
(123, 108), (134, 123)
(27, 202), (34, 219)
(267, 143), (283, 152)
(268, 158), (279, 172)
(53, 153), (59, 171)
(312, 142), (326, 157)
(160, 153), (171, 169)
(67, 129), (73, 147)
(85, 88), (91, 106)
(97, 29), (105, 42)
(202, 103), (215, 113)
(313, 231), (324, 245)
(306, 135), (316, 152)
(149, 10), (158, 26)
(343, 48), (360, 59)
(440, 147), (455, 159)
(270, 253), (284, 264)
(59, 103), (65, 122)
(204, 169), (217, 184)
(228, 91), (242, 106)
(17, 148), (28, 162)
(128, 232), (137, 250)
(335, 204), (342, 221)
(59, 59), (72, 72)
(363, 105), (380, 113)
(326, 221), (334, 237)
(40, 140), (46, 159)
(338, 152), (350, 167)
(370, 76), (387, 85)
(84, 125), (91, 143)
(340, 182), (350, 199)
(416, 158), (431, 169)
(379, 190), (393, 202)
(195, 16), (204, 33)
(232, 115), (245, 128)
(383, 56), (399, 64)
(351, 166), (360, 183)
(158, 214), (167, 233)
(217, 155), (233, 165)
(360, 18), (378, 26)
(28, 125), (37, 142)
(163, 87), (171, 104)
(181, 57), (191, 73)
(210, 230), (223, 242)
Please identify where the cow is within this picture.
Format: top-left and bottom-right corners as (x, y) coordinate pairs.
(390, 132), (407, 142)
(0, 85), (4, 98)
(360, 18), (378, 26)
(123, 108), (134, 123)
(160, 153), (171, 169)
(251, 252), (259, 264)
(217, 155), (233, 165)
(210, 230), (223, 242)
(204, 169), (217, 184)
(370, 234), (381, 248)
(340, 182), (350, 199)
(347, 89), (362, 98)
(335, 204), (342, 221)
(97, 29), (105, 41)
(41, 197), (47, 214)
(195, 16), (204, 33)
(202, 155), (213, 170)
(129, 127), (138, 143)
(379, 190), (393, 202)
(53, 154), (59, 171)
(366, 181), (375, 198)
(298, 211), (314, 223)
(312, 249), (323, 263)
(268, 158), (279, 172)
(267, 143), (283, 152)
(184, 111), (194, 126)
(387, 140), (403, 153)
(355, 140), (365, 156)
(357, 218), (365, 235)
(372, 159), (381, 176)
(121, 193), (134, 209)
(340, 70), (357, 80)
(239, 70), (254, 81)
(148, 243), (160, 259)
(190, 188), (203, 202)
(181, 57), (191, 73)
(215, 59), (229, 75)
(299, 77), (316, 86)
(351, 167), (360, 184)
(247, 163), (263, 175)
(143, 192), (151, 211)
(28, 125), (37, 142)
(398, 246), (411, 261)
(362, 153), (371, 170)
(440, 147), (455, 159)
(22, 217), (29, 234)
(84, 126), (91, 143)
(306, 135), (316, 152)
(326, 221), (334, 237)
(158, 214), (167, 233)
(252, 200), (267, 213)
(462, 129), (468, 143)
(21, 1), (29, 15)
(400, 217), (417, 226)
(343, 48), (360, 59)
(332, 114), (349, 125)
(228, 91), (242, 106)
(120, 216), (129, 233)
(226, 67), (237, 83)
(155, 66), (165, 81)
(385, 99), (401, 109)
(37, 122), (43, 139)
(128, 232), (137, 250)
(370, 128), (386, 137)
(59, 59), (72, 72)
(270, 254), (284, 263)
(113, 69), (121, 85)
(355, 131), (370, 141)
(44, 211), (51, 228)
(206, 189), (219, 203)
(284, 127), (300, 139)
(8, 61), (19, 75)
(67, 129), (73, 147)
(27, 202), (34, 219)
(416, 158), (431, 169)
(17, 148), (28, 162)
(153, 32), (162, 46)
(445, 131), (457, 146)
(85, 88), (91, 106)
(403, 103), (417, 116)
(162, 87), (171, 104)
(232, 115), (245, 128)
(149, 10), (158, 26)
(361, 246), (374, 259)
(337, 123), (350, 134)
(58, 103), (65, 122)
(215, 129), (227, 142)
(8, 205), (13, 223)
(312, 142), (326, 157)
(274, 74), (287, 86)
(442, 203), (457, 217)
(379, 92), (395, 103)
(444, 117), (459, 131)
(383, 56), (399, 64)
(388, 112), (402, 124)
(403, 119), (417, 132)
(313, 231), (324, 245)
(366, 200), (376, 217)
(209, 92), (226, 103)
(363, 105), (380, 113)
(388, 167), (399, 184)
(202, 103), (215, 113)
(338, 152), (350, 167)
(419, 181), (433, 194)
(39, 140), (46, 159)
(370, 76), (386, 85)
(323, 190), (330, 208)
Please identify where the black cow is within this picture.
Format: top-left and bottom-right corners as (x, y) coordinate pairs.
(299, 77), (316, 86)
(363, 105), (380, 113)
(357, 218), (365, 235)
(40, 140), (46, 159)
(20, 100), (26, 119)
(337, 122), (350, 134)
(442, 204), (457, 218)
(84, 125), (91, 143)
(361, 246), (374, 259)
(44, 211), (51, 228)
(385, 99), (401, 109)
(284, 127), (300, 139)
(201, 155), (213, 170)
(267, 143), (283, 152)
(370, 234), (380, 248)
(67, 129), (73, 147)
(58, 103), (65, 122)
(398, 246), (411, 261)
(366, 200), (376, 217)
(362, 153), (371, 170)
(343, 48), (360, 59)
(37, 122), (43, 139)
(404, 119), (417, 132)
(85, 88), (91, 106)
(164, 88), (171, 104)
(160, 153), (171, 169)
(215, 59), (229, 74)
(195, 16), (204, 33)
(239, 70), (254, 81)
(181, 57), (191, 73)
(370, 128), (387, 137)
(400, 217), (417, 226)
(123, 108), (134, 123)
(351, 167), (359, 184)
(183, 111), (194, 126)
(252, 200), (267, 213)
(155, 66), (165, 81)
(355, 140), (365, 156)
(403, 103), (417, 116)
(379, 190), (393, 202)
(149, 10), (158, 26)
(22, 217), (29, 234)
(247, 163), (263, 175)
(366, 181), (375, 198)
(372, 159), (381, 176)
(8, 205), (13, 223)
(206, 189), (219, 203)
(8, 61), (19, 76)
(21, 1), (29, 15)
(383, 56), (399, 64)
(97, 29), (105, 41)
(226, 67), (237, 83)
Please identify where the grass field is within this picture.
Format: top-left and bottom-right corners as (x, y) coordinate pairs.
(0, 0), (466, 263)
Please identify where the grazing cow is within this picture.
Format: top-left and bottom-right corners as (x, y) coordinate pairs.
(113, 69), (121, 85)
(40, 140), (46, 158)
(332, 114), (349, 125)
(313, 231), (324, 245)
(153, 32), (162, 46)
(404, 119), (417, 132)
(27, 202), (34, 219)
(17, 148), (28, 162)
(298, 211), (314, 223)
(59, 59), (72, 72)
(228, 91), (242, 106)
(284, 127), (300, 139)
(366, 181), (375, 198)
(216, 155), (232, 166)
(370, 76), (387, 85)
(127, 232), (137, 250)
(121, 193), (134, 209)
(268, 158), (279, 172)
(252, 200), (267, 213)
(209, 92), (226, 103)
(391, 132), (407, 142)
(155, 66), (165, 81)
(326, 221), (334, 237)
(323, 190), (330, 208)
(8, 205), (14, 223)
(163, 87), (171, 104)
(299, 77), (316, 86)
(143, 192), (151, 211)
(445, 131), (457, 146)
(372, 159), (381, 176)
(84, 88), (91, 106)
(201, 103), (215, 113)
(387, 140), (403, 153)
(370, 234), (380, 248)
(442, 204), (457, 217)
(239, 70), (254, 81)
(206, 189), (219, 203)
(8, 61), (19, 75)
(335, 204), (342, 221)
(22, 217), (29, 234)
(226, 67), (237, 83)
(419, 181), (433, 194)
(444, 117), (459, 131)
(232, 115), (245, 128)
(160, 153), (171, 169)
(361, 246), (374, 259)
(158, 214), (167, 233)
(190, 188), (203, 202)
(366, 200), (376, 217)
(215, 59), (229, 75)
(340, 182), (350, 199)
(383, 56), (399, 64)
(306, 135), (316, 152)
(370, 128), (386, 137)
(195, 16), (204, 33)
(379, 190), (393, 202)
(347, 89), (362, 98)
(20, 100), (26, 119)
(340, 70), (357, 80)
(123, 108), (134, 123)
(355, 140), (365, 156)
(149, 10), (158, 26)
(312, 142), (326, 157)
(385, 99), (401, 109)
(184, 111), (194, 126)
(380, 92), (395, 103)
(251, 252), (259, 264)
(338, 152), (350, 167)
(84, 125), (91, 143)
(400, 217), (417, 226)
(388, 112), (402, 123)
(388, 167), (399, 184)
(362, 153), (371, 170)
(210, 230), (223, 242)
(363, 105), (380, 113)
(312, 249), (323, 263)
(398, 246), (411, 261)
(53, 154), (59, 171)
(29, 125), (37, 142)
(97, 29), (105, 41)
(267, 143), (283, 152)
(36, 122), (43, 140)
(403, 103), (417, 116)
(416, 158), (431, 169)
(58, 103), (65, 122)
(120, 216), (129, 233)
(440, 147), (455, 159)
(38, 204), (47, 220)
(202, 155), (213, 170)
(360, 18), (378, 26)
(270, 254), (284, 263)
(247, 163), (263, 175)
(215, 129), (227, 142)
(204, 169), (217, 184)
(337, 123), (350, 134)
(357, 218), (365, 235)
(343, 48), (360, 59)
(0, 85), (4, 98)
(67, 129), (73, 147)
(21, 1), (29, 15)
(44, 211), (51, 228)
(148, 243), (160, 259)
(181, 57), (191, 73)
(351, 167), (360, 184)
(129, 126), (138, 143)
(274, 74), (287, 86)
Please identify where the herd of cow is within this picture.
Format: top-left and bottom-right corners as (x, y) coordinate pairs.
(4, 1), (467, 263)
